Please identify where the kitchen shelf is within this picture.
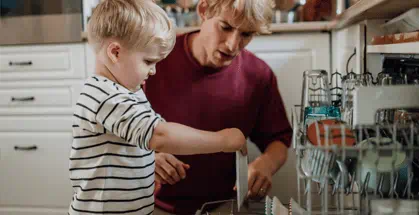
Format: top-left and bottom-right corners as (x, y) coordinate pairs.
(269, 21), (332, 33)
(332, 0), (419, 29)
(367, 42), (419, 54)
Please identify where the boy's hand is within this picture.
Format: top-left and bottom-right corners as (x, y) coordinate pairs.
(219, 128), (247, 155)
(155, 152), (190, 185)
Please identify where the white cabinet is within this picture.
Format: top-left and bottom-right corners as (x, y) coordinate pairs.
(247, 33), (331, 121)
(0, 44), (86, 81)
(0, 133), (73, 208)
(331, 23), (365, 75)
(0, 81), (84, 115)
(0, 43), (85, 215)
(246, 33), (331, 203)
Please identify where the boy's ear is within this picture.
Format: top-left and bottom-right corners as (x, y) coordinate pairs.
(197, 0), (209, 21)
(107, 42), (121, 64)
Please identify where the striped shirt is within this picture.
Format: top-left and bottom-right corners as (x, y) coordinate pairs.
(69, 76), (163, 215)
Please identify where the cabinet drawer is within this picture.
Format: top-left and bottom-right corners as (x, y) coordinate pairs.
(0, 44), (86, 81)
(0, 88), (71, 107)
(0, 81), (84, 115)
(0, 133), (73, 207)
(0, 116), (72, 132)
(0, 207), (67, 215)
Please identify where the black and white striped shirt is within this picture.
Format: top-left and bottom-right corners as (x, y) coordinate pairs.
(69, 76), (162, 215)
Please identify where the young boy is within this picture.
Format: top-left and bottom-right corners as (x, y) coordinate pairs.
(68, 0), (246, 214)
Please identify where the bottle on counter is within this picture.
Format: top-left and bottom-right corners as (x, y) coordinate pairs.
(175, 6), (185, 28)
(165, 6), (177, 27)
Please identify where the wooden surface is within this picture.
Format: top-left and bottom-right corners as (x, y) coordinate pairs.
(81, 22), (333, 40)
(332, 0), (419, 29)
(81, 0), (419, 39)
(367, 42), (419, 54)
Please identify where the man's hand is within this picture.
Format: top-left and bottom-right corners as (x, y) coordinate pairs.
(246, 156), (274, 199)
(155, 153), (190, 185)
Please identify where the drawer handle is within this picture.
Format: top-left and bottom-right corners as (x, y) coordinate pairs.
(14, 145), (38, 151)
(11, 96), (35, 102)
(9, 61), (32, 66)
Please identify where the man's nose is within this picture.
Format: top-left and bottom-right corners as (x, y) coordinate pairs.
(225, 32), (241, 53)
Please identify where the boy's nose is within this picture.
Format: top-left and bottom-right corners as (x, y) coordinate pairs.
(149, 68), (156, 76)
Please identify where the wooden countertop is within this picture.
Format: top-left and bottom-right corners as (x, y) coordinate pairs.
(81, 21), (333, 40)
(81, 0), (419, 40)
(331, 0), (419, 29)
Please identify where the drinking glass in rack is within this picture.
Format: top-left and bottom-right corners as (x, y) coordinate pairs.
(300, 70), (331, 121)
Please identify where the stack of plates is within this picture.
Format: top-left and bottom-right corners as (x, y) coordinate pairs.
(264, 196), (289, 215)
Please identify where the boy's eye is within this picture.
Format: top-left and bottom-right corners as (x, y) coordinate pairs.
(144, 60), (155, 65)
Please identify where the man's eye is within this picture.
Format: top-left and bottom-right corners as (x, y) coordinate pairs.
(221, 24), (232, 31)
(242, 32), (253, 38)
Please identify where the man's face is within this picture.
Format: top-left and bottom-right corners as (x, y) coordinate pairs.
(199, 8), (257, 68)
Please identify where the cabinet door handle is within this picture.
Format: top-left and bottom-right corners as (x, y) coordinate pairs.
(9, 61), (32, 66)
(14, 145), (38, 151)
(11, 96), (35, 102)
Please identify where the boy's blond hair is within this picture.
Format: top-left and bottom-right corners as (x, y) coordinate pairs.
(204, 0), (275, 34)
(87, 0), (175, 57)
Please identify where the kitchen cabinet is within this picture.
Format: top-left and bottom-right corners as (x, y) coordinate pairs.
(247, 33), (331, 120)
(0, 44), (86, 81)
(0, 133), (73, 210)
(0, 44), (85, 215)
(332, 23), (365, 75)
(246, 32), (331, 203)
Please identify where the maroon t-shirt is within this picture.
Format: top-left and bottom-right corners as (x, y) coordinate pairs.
(145, 32), (292, 214)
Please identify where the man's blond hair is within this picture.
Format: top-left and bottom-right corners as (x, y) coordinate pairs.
(87, 0), (175, 57)
(204, 0), (275, 34)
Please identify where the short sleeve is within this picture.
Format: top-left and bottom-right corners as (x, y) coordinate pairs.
(94, 91), (163, 151)
(249, 71), (293, 151)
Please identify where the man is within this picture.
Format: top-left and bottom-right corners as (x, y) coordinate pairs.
(145, 0), (292, 214)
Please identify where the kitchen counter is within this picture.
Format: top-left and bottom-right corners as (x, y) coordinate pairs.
(80, 21), (333, 40)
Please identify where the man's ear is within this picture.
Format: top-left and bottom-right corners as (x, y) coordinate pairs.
(196, 0), (209, 21)
(107, 42), (121, 64)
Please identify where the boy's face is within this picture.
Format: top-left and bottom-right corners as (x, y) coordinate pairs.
(114, 44), (163, 92)
(198, 8), (257, 68)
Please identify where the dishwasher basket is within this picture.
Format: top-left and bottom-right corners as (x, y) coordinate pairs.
(291, 105), (419, 215)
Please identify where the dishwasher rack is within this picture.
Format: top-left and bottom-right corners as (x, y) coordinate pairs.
(195, 199), (267, 215)
(291, 105), (419, 215)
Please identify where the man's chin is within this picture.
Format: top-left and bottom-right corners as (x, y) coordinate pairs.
(213, 59), (233, 68)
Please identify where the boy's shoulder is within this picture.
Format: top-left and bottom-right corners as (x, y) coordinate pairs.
(73, 76), (148, 132)
(83, 76), (131, 97)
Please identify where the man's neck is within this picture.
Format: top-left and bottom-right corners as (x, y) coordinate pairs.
(188, 32), (210, 67)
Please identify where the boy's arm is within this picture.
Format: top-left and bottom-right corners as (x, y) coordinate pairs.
(95, 92), (246, 154)
(149, 122), (245, 155)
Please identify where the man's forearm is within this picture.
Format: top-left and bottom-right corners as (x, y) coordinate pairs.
(258, 140), (288, 175)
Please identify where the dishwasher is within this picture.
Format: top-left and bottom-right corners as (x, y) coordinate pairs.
(196, 57), (419, 214)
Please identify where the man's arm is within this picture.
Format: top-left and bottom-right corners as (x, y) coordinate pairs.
(246, 140), (288, 199)
(257, 140), (288, 174)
